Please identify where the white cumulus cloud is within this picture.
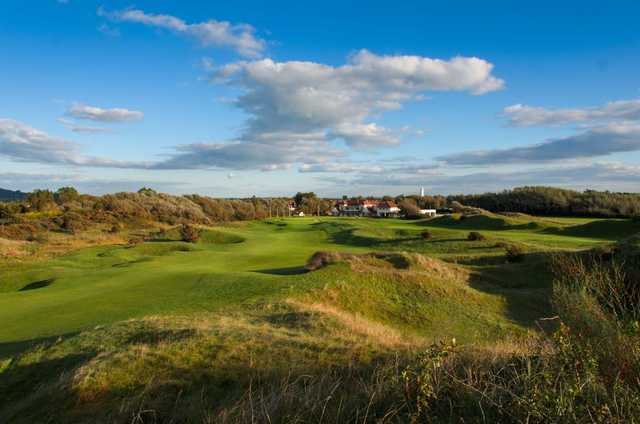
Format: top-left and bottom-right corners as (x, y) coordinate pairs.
(152, 50), (502, 170)
(99, 7), (266, 58)
(215, 50), (503, 150)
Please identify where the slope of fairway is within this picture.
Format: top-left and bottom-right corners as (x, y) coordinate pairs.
(0, 216), (631, 355)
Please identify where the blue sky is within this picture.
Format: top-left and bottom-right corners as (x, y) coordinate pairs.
(1, 0), (640, 197)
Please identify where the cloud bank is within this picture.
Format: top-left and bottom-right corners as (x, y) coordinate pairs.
(57, 118), (112, 134)
(504, 99), (640, 127)
(438, 123), (640, 165)
(0, 119), (144, 168)
(326, 162), (640, 194)
(438, 98), (640, 167)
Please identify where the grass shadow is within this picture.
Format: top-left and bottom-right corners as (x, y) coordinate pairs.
(18, 278), (55, 292)
(465, 252), (555, 329)
(0, 332), (80, 359)
(254, 266), (308, 276)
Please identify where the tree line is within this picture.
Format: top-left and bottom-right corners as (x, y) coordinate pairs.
(2, 186), (639, 239)
(448, 186), (640, 218)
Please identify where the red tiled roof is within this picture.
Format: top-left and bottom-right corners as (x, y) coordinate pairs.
(376, 200), (397, 208)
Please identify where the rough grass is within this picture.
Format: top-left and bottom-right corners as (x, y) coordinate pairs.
(0, 304), (417, 423)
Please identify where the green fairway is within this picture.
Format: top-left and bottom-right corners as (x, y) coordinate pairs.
(2, 214), (640, 423)
(1, 215), (636, 354)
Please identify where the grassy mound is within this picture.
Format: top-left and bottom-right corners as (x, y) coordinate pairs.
(0, 304), (413, 423)
(428, 212), (548, 231)
(545, 218), (640, 240)
(303, 251), (536, 342)
(199, 229), (245, 244)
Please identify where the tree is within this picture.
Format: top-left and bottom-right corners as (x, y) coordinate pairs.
(138, 187), (157, 195)
(447, 186), (640, 218)
(54, 187), (80, 205)
(300, 196), (319, 215)
(294, 192), (317, 207)
(399, 198), (420, 218)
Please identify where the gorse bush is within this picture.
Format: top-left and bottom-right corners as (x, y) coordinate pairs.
(504, 243), (526, 262)
(59, 212), (86, 234)
(180, 224), (200, 243)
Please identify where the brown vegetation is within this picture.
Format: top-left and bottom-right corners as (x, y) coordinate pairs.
(179, 224), (201, 243)
(504, 243), (526, 262)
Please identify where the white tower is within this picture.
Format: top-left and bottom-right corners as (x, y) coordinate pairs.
(420, 187), (425, 197)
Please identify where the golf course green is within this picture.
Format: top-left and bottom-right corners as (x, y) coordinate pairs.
(2, 214), (634, 353)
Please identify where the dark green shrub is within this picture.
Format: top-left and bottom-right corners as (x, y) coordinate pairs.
(420, 230), (432, 240)
(467, 231), (486, 241)
(26, 189), (56, 211)
(54, 187), (80, 205)
(0, 203), (15, 221)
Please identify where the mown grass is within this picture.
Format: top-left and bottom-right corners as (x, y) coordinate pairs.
(0, 216), (630, 351)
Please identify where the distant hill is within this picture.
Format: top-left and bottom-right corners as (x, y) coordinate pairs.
(0, 188), (27, 201)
